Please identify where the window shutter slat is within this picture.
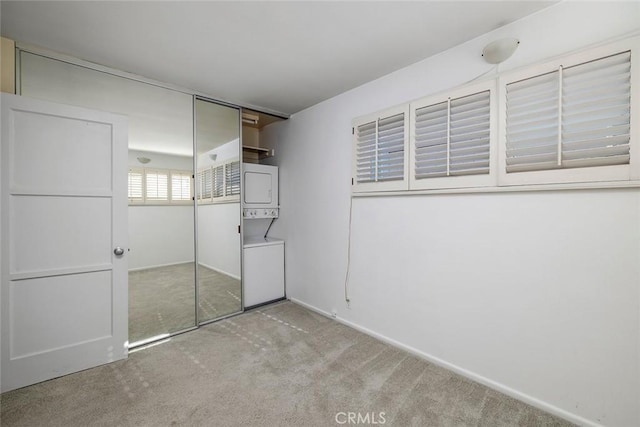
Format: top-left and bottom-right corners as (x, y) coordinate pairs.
(562, 134), (630, 152)
(416, 143), (447, 155)
(506, 160), (559, 173)
(562, 154), (630, 169)
(507, 152), (558, 167)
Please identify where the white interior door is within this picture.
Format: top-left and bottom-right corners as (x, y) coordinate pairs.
(1, 93), (128, 392)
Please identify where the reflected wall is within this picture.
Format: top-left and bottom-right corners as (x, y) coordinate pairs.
(195, 98), (242, 322)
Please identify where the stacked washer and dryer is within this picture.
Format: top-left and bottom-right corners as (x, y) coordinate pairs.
(242, 163), (285, 309)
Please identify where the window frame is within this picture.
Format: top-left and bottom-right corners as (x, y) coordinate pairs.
(409, 80), (497, 191)
(497, 37), (640, 187)
(352, 104), (410, 193)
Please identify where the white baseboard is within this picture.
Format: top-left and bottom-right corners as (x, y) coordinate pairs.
(198, 263), (241, 281)
(289, 297), (600, 427)
(128, 261), (194, 272)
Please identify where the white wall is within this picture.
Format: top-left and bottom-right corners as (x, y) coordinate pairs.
(196, 139), (239, 170)
(128, 150), (195, 270)
(128, 206), (194, 270)
(197, 203), (241, 279)
(128, 150), (192, 170)
(261, 3), (640, 426)
(195, 141), (242, 278)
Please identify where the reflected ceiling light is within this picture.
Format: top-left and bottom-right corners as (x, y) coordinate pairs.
(137, 156), (151, 164)
(242, 112), (259, 125)
(482, 38), (520, 64)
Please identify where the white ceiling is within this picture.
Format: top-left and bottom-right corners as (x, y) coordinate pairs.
(1, 1), (555, 116)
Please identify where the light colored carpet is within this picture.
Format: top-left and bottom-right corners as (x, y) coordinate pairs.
(1, 301), (573, 427)
(129, 263), (241, 343)
(197, 265), (242, 323)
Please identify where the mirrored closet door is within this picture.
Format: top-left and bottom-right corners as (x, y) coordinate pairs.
(19, 51), (197, 346)
(194, 98), (243, 323)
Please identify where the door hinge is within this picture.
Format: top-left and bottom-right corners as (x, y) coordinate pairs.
(352, 127), (354, 135)
(351, 178), (354, 185)
(238, 225), (241, 234)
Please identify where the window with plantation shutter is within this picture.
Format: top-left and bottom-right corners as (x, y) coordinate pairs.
(352, 105), (409, 192)
(352, 37), (638, 194)
(500, 40), (637, 186)
(128, 168), (144, 203)
(377, 114), (405, 182)
(562, 52), (631, 168)
(197, 160), (240, 204)
(450, 91), (491, 175)
(213, 165), (224, 198)
(200, 168), (212, 201)
(413, 101), (448, 178)
(355, 114), (404, 183)
(505, 71), (559, 173)
(225, 161), (241, 196)
(171, 171), (192, 202)
(355, 120), (376, 184)
(129, 168), (193, 205)
(145, 169), (169, 201)
(410, 81), (495, 190)
(196, 171), (204, 200)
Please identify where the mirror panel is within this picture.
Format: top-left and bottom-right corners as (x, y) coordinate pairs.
(20, 52), (197, 345)
(195, 98), (242, 322)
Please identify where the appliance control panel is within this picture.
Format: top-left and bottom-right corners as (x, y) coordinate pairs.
(243, 208), (279, 219)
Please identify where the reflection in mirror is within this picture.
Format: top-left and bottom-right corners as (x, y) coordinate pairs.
(19, 52), (197, 346)
(195, 98), (242, 322)
(127, 149), (195, 344)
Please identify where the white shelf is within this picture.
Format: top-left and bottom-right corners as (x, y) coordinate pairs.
(242, 145), (274, 160)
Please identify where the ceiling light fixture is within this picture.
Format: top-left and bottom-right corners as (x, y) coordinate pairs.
(482, 38), (520, 64)
(137, 156), (151, 164)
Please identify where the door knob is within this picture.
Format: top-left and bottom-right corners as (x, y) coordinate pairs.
(114, 247), (125, 256)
